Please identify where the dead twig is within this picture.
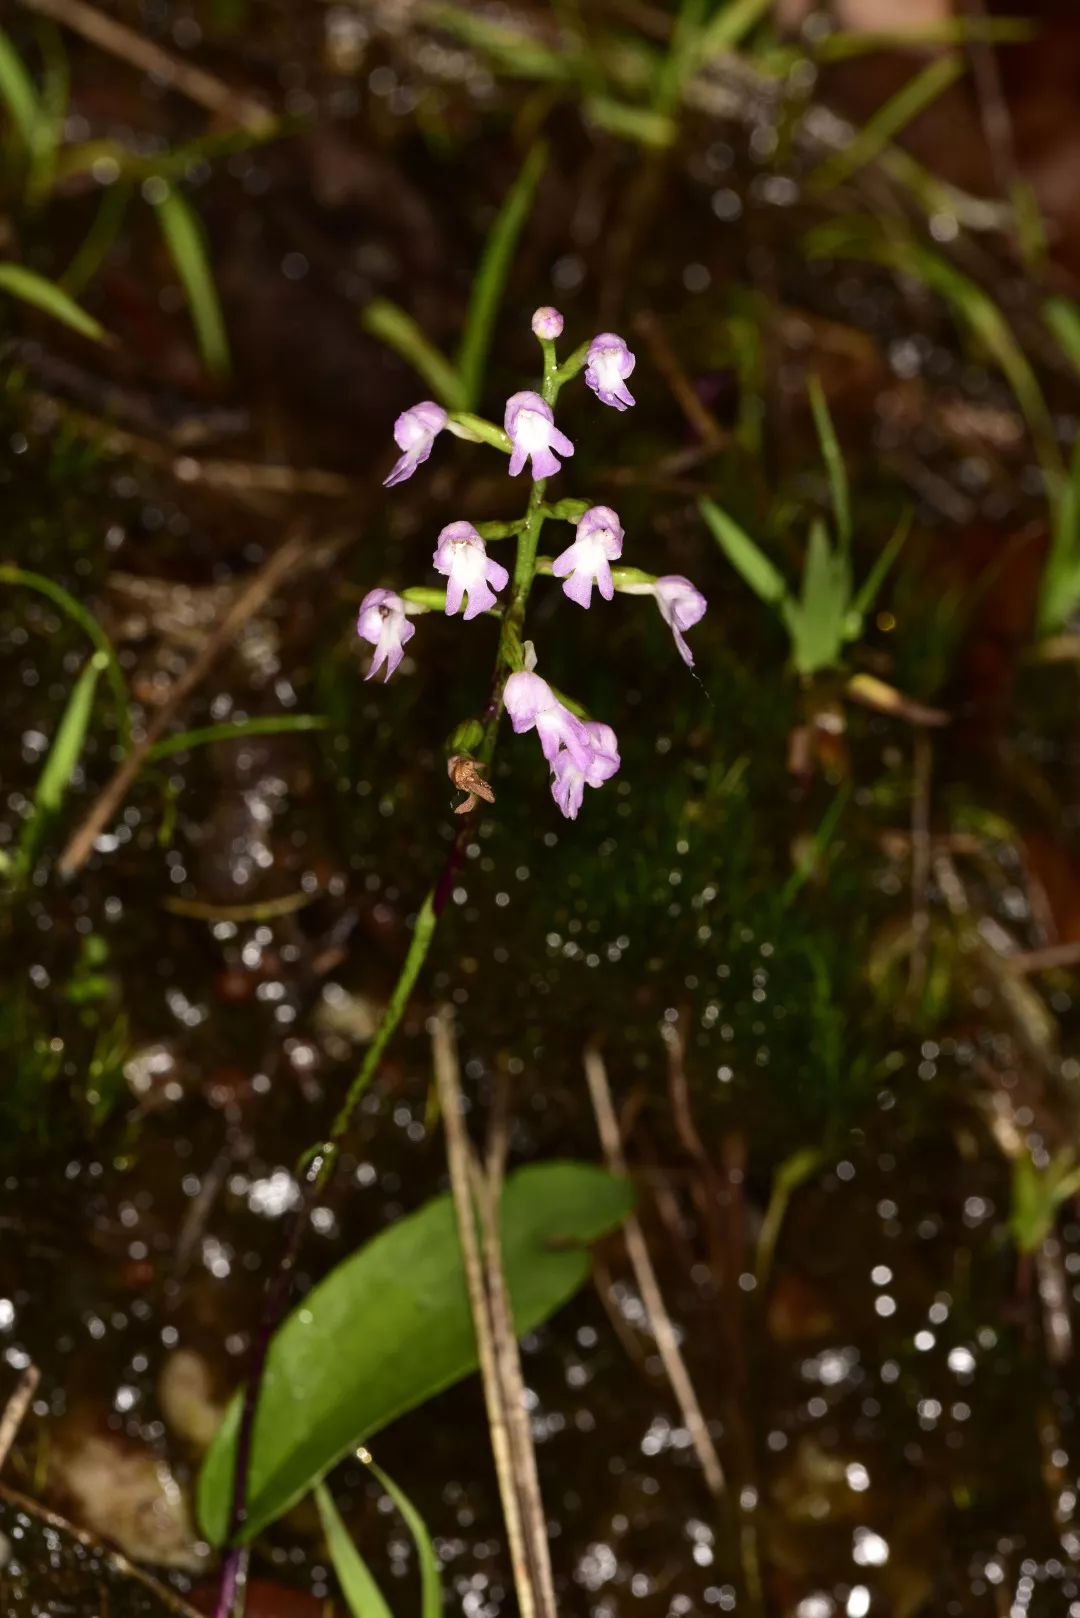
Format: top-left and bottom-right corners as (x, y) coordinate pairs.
(59, 527), (343, 876)
(0, 1481), (204, 1618)
(633, 311), (729, 453)
(1008, 942), (1080, 976)
(909, 730), (933, 997)
(583, 1044), (725, 1498)
(0, 1366), (38, 1473)
(16, 0), (274, 133)
(432, 1010), (551, 1618)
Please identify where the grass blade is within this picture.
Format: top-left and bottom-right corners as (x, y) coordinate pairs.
(145, 713), (328, 763)
(698, 0), (773, 57)
(149, 182), (230, 381)
(1038, 433), (1080, 634)
(61, 180), (132, 294)
(0, 564), (131, 750)
(16, 650), (106, 878)
(847, 508), (912, 631)
(315, 1483), (394, 1618)
(362, 297), (466, 411)
(786, 518), (851, 675)
(364, 1456), (442, 1618)
(809, 53), (966, 191)
(456, 140), (547, 412)
(1043, 294), (1080, 380)
(781, 782), (851, 907)
(699, 497), (788, 605)
(420, 4), (568, 79)
(0, 24), (42, 150)
(813, 17), (1032, 62)
(805, 221), (1060, 477)
(806, 374), (851, 551)
(0, 261), (106, 342)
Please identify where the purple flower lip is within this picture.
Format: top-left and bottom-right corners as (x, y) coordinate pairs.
(433, 521), (509, 620)
(552, 505), (625, 609)
(383, 401), (448, 488)
(584, 333), (636, 411)
(503, 669), (592, 770)
(504, 391), (575, 481)
(550, 720), (620, 820)
(357, 588), (415, 682)
(654, 574), (707, 666)
(531, 306), (564, 340)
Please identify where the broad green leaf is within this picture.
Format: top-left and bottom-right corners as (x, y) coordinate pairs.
(16, 651), (105, 878)
(363, 297), (466, 412)
(0, 25), (41, 150)
(0, 261), (106, 342)
(149, 183), (231, 381)
(807, 374), (851, 551)
(198, 1162), (634, 1545)
(699, 498), (787, 605)
(784, 520), (852, 675)
(457, 140), (547, 409)
(365, 1458), (442, 1618)
(316, 1484), (394, 1618)
(809, 53), (965, 191)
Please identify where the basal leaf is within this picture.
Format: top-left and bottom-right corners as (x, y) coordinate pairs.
(198, 1161), (633, 1545)
(699, 498), (788, 605)
(316, 1484), (393, 1618)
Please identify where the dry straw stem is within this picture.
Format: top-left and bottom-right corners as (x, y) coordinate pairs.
(431, 1009), (553, 1618)
(16, 0), (275, 132)
(0, 1480), (204, 1618)
(0, 1364), (38, 1472)
(59, 526), (347, 876)
(583, 1044), (726, 1498)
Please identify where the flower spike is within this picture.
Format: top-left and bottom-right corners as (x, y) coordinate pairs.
(433, 522), (509, 620)
(552, 505), (624, 608)
(383, 401), (447, 488)
(357, 589), (415, 682)
(584, 333), (636, 411)
(504, 391), (574, 480)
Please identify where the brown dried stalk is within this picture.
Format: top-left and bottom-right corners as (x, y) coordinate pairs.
(583, 1044), (726, 1497)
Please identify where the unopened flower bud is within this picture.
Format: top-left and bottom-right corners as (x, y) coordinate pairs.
(531, 306), (564, 340)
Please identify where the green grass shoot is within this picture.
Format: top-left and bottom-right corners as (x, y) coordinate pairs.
(149, 182), (231, 382)
(0, 261), (108, 343)
(362, 298), (466, 412)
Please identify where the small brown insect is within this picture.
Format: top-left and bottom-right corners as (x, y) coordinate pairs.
(447, 754), (495, 815)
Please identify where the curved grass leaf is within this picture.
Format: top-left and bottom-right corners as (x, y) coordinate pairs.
(365, 1457), (442, 1618)
(149, 184), (230, 381)
(784, 518), (851, 675)
(806, 374), (851, 551)
(805, 221), (1060, 477)
(362, 297), (466, 412)
(698, 0), (773, 57)
(15, 651), (106, 878)
(0, 564), (131, 750)
(145, 714), (328, 764)
(1043, 294), (1080, 381)
(316, 1484), (394, 1618)
(0, 25), (41, 150)
(198, 1161), (633, 1546)
(808, 53), (965, 192)
(699, 498), (787, 605)
(457, 140), (547, 411)
(0, 261), (106, 342)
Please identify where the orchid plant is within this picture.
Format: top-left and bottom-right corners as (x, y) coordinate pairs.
(357, 307), (707, 823)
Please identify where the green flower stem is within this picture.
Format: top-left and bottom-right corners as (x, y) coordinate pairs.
(554, 339), (590, 387)
(228, 346), (580, 1564)
(446, 412), (511, 452)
